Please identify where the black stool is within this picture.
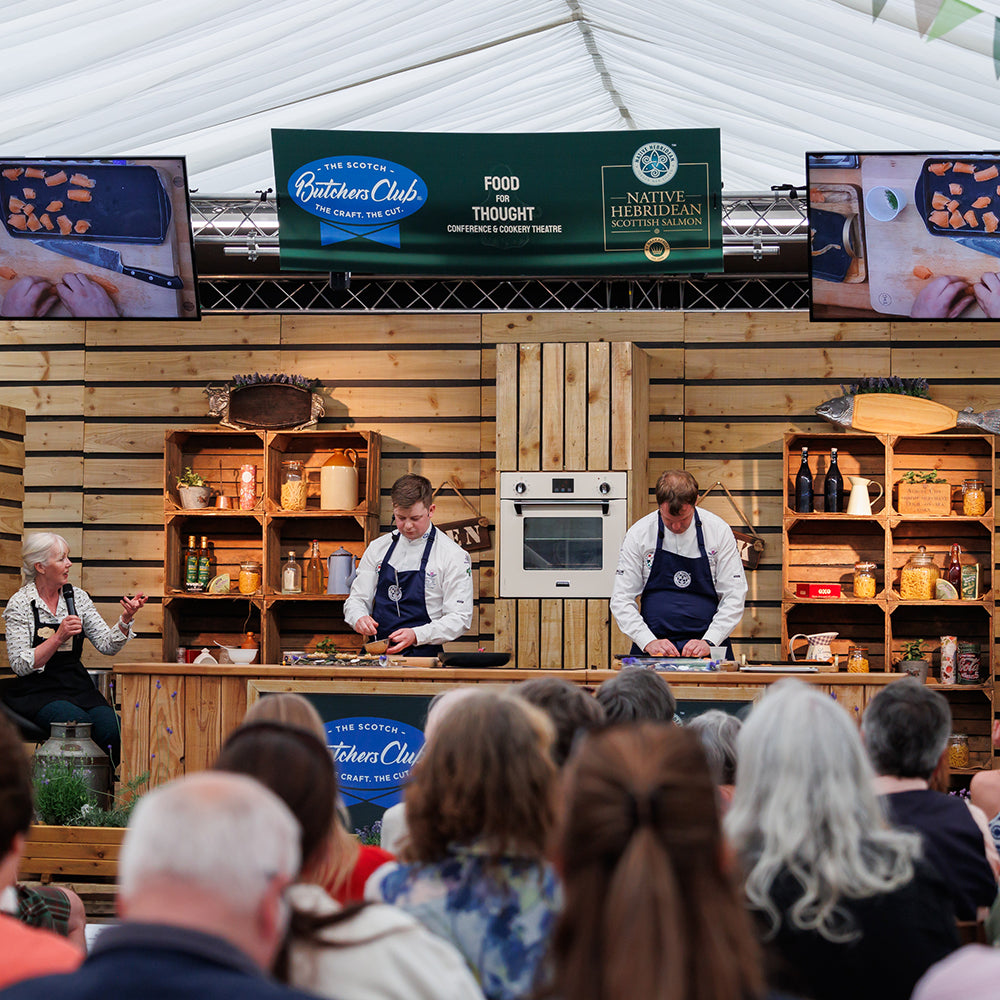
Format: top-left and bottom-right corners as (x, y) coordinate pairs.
(0, 700), (48, 743)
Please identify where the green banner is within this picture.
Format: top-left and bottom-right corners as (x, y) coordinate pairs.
(272, 129), (723, 276)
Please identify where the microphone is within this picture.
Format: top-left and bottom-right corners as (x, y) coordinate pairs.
(62, 583), (77, 617)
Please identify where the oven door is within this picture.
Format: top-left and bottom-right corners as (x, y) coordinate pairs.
(498, 497), (627, 598)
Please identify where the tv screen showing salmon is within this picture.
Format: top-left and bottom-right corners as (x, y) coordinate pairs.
(0, 156), (199, 321)
(806, 150), (1000, 322)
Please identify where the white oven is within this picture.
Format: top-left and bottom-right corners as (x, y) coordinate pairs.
(498, 471), (629, 598)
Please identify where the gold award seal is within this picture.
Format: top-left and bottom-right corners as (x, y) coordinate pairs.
(37, 626), (55, 639)
(644, 237), (670, 262)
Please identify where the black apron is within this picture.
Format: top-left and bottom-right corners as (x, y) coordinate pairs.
(2, 600), (108, 718)
(372, 528), (443, 658)
(630, 511), (732, 658)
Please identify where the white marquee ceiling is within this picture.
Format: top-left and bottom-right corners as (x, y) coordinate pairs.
(6, 0), (999, 195)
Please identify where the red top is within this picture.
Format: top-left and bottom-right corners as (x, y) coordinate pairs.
(0, 914), (82, 989)
(328, 844), (395, 905)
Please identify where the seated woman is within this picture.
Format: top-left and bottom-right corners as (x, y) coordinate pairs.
(725, 679), (960, 1000)
(1, 533), (146, 764)
(545, 723), (777, 1000)
(243, 693), (393, 903)
(213, 718), (484, 1000)
(365, 689), (562, 1000)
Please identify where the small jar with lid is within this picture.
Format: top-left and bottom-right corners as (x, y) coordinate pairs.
(280, 460), (307, 510)
(962, 479), (986, 517)
(847, 646), (870, 673)
(948, 733), (970, 769)
(899, 545), (939, 601)
(853, 561), (877, 599)
(238, 560), (261, 595)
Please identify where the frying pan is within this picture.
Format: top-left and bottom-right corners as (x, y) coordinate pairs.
(438, 652), (512, 668)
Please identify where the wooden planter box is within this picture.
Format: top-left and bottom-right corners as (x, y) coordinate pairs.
(19, 825), (124, 883)
(896, 482), (952, 516)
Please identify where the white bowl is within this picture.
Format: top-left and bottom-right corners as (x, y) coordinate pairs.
(223, 647), (258, 664)
(865, 185), (906, 222)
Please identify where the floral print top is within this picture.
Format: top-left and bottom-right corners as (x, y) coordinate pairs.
(366, 842), (562, 1000)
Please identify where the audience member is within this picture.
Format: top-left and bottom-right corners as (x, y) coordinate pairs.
(594, 667), (676, 724)
(862, 678), (998, 919)
(686, 708), (740, 810)
(912, 944), (1000, 1000)
(545, 722), (778, 1000)
(516, 676), (605, 766)
(726, 679), (959, 1000)
(3, 771), (313, 1000)
(969, 719), (1000, 853)
(214, 719), (484, 1000)
(366, 689), (561, 1000)
(0, 714), (81, 989)
(243, 693), (393, 902)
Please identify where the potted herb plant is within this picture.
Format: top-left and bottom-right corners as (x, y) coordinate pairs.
(896, 638), (929, 683)
(176, 467), (213, 509)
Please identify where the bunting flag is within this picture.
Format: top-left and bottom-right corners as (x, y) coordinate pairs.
(873, 0), (889, 19)
(913, 0), (946, 35)
(927, 0), (981, 39)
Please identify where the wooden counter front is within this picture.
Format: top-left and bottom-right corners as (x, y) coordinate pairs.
(114, 662), (926, 789)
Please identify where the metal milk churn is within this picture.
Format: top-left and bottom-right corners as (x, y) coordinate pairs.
(34, 720), (112, 809)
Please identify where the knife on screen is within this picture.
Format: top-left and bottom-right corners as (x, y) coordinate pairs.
(28, 238), (183, 289)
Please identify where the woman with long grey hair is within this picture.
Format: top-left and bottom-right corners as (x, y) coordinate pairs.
(725, 679), (959, 1000)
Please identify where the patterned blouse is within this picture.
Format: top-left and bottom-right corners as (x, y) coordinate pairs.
(366, 842), (562, 1000)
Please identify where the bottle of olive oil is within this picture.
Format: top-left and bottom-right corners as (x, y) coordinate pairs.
(184, 534), (202, 592)
(197, 536), (212, 591)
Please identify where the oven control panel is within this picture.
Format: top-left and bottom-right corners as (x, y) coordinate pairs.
(499, 471), (628, 500)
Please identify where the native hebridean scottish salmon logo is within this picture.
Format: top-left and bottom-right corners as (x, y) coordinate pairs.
(287, 156), (427, 248)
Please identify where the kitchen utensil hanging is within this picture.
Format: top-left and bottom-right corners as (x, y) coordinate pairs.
(697, 480), (765, 571)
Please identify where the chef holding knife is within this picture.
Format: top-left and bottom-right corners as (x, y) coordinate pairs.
(1, 273), (118, 317)
(610, 469), (746, 659)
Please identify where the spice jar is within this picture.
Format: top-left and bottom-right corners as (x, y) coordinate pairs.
(238, 560), (261, 595)
(962, 479), (986, 517)
(899, 545), (939, 601)
(948, 733), (970, 769)
(853, 561), (877, 599)
(847, 646), (870, 673)
(280, 460), (307, 510)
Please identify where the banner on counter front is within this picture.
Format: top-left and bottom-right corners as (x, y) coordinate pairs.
(271, 128), (723, 275)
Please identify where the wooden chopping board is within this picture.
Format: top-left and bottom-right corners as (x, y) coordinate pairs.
(862, 154), (997, 318)
(0, 165), (185, 319)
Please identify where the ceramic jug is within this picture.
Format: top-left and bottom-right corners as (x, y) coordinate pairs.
(789, 631), (839, 661)
(327, 547), (358, 594)
(320, 448), (359, 510)
(846, 475), (883, 516)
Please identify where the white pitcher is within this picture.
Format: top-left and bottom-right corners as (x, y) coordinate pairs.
(790, 631), (839, 661)
(846, 475), (883, 516)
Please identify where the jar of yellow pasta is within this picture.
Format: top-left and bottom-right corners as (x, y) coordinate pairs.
(847, 646), (870, 673)
(899, 546), (938, 601)
(948, 733), (970, 770)
(280, 460), (307, 510)
(238, 560), (261, 595)
(962, 479), (986, 517)
(853, 562), (877, 599)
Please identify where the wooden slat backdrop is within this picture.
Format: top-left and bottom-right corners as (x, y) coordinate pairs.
(0, 405), (25, 657)
(2, 310), (1000, 671)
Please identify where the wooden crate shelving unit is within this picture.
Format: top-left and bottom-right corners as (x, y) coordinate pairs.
(163, 429), (381, 664)
(782, 431), (995, 776)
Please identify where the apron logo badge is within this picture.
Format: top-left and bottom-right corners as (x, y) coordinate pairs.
(644, 550), (655, 568)
(388, 584), (403, 602)
(673, 570), (692, 588)
(37, 626), (55, 639)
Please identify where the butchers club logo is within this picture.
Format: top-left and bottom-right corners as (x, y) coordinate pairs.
(324, 716), (425, 807)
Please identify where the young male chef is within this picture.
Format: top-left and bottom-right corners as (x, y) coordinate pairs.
(344, 474), (473, 656)
(610, 469), (746, 658)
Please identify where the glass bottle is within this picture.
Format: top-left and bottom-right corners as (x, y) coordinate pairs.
(946, 544), (962, 589)
(280, 460), (307, 511)
(794, 446), (813, 513)
(184, 534), (202, 592)
(305, 539), (324, 594)
(824, 446), (844, 513)
(197, 535), (211, 590)
(281, 551), (302, 594)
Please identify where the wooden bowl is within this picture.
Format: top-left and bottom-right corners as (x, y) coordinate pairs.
(364, 640), (389, 655)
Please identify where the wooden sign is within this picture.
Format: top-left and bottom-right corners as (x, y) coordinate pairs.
(896, 482), (952, 516)
(439, 516), (493, 553)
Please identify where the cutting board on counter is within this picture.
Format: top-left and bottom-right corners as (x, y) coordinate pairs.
(862, 155), (996, 318)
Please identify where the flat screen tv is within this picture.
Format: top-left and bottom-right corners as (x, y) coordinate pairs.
(0, 155), (199, 320)
(806, 150), (1000, 322)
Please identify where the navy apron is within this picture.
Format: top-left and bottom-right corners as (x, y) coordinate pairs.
(631, 511), (733, 658)
(372, 528), (443, 658)
(2, 600), (108, 719)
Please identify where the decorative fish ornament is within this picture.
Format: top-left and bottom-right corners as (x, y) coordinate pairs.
(816, 393), (1000, 435)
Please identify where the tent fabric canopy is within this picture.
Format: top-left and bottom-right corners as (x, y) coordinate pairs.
(5, 0), (998, 196)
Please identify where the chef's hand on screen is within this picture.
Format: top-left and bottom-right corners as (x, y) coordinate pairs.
(0, 276), (58, 317)
(973, 272), (1000, 318)
(387, 628), (416, 654)
(910, 275), (974, 319)
(56, 273), (119, 318)
(681, 639), (712, 657)
(644, 638), (679, 657)
(353, 615), (379, 636)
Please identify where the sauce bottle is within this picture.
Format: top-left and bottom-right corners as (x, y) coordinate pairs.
(794, 447), (813, 513)
(947, 544), (962, 589)
(305, 540), (324, 594)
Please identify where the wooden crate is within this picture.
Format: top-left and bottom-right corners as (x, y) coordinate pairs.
(19, 825), (123, 883)
(164, 429), (266, 510)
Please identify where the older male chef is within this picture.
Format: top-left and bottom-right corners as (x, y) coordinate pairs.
(610, 470), (746, 658)
(344, 474), (473, 657)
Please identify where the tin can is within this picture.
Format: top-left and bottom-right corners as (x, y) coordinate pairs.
(958, 641), (981, 684)
(238, 464), (257, 510)
(939, 635), (957, 685)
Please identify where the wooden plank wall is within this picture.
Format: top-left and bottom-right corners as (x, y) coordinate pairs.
(2, 309), (999, 667)
(0, 403), (25, 653)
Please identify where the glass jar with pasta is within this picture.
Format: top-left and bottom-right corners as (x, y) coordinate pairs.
(847, 646), (870, 673)
(899, 545), (939, 601)
(238, 560), (261, 595)
(280, 460), (308, 511)
(853, 561), (877, 599)
(962, 479), (986, 517)
(948, 733), (970, 770)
